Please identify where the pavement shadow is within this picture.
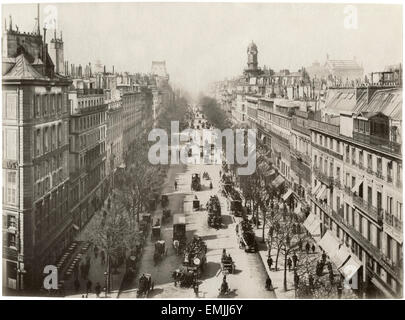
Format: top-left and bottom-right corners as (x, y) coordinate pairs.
(200, 262), (221, 280)
(220, 215), (233, 229)
(148, 288), (164, 298)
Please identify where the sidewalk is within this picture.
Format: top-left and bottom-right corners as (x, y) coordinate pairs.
(254, 227), (296, 299)
(64, 194), (126, 298)
(63, 243), (126, 298)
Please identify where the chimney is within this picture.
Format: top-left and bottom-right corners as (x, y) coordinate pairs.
(113, 65), (114, 74)
(104, 65), (106, 74)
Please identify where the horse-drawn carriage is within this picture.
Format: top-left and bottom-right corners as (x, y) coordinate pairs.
(161, 194), (169, 208)
(207, 195), (222, 228)
(151, 224), (161, 241)
(221, 251), (235, 274)
(173, 214), (186, 254)
(172, 236), (207, 287)
(191, 173), (201, 191)
(237, 220), (258, 253)
(172, 267), (196, 288)
(162, 209), (171, 223)
(202, 171), (210, 180)
(230, 199), (243, 217)
(137, 273), (154, 298)
(193, 196), (200, 211)
(153, 240), (167, 265)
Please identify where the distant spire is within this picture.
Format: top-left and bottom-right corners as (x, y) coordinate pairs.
(37, 3), (40, 35)
(9, 15), (12, 31)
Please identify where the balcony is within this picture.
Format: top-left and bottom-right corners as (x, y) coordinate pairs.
(353, 131), (401, 156)
(313, 142), (344, 161)
(313, 166), (334, 187)
(308, 119), (340, 135)
(353, 195), (383, 224)
(384, 211), (402, 233)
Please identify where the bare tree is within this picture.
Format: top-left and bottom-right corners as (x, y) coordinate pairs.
(84, 194), (140, 293)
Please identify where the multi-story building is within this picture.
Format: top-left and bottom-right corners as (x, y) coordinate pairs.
(308, 84), (402, 298)
(68, 85), (107, 232)
(2, 25), (71, 291)
(105, 93), (123, 189)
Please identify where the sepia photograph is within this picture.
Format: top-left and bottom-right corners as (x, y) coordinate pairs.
(0, 0), (403, 302)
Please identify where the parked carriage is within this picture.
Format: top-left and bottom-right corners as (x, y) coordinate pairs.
(137, 273), (154, 298)
(153, 240), (167, 265)
(238, 220), (258, 253)
(207, 195), (222, 228)
(191, 173), (201, 191)
(161, 194), (169, 208)
(151, 225), (161, 240)
(173, 214), (186, 252)
(162, 209), (171, 222)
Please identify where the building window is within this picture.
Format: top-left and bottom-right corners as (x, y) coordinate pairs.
(8, 233), (16, 248)
(7, 215), (17, 229)
(6, 171), (17, 205)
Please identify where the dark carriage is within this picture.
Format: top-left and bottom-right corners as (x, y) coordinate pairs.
(137, 273), (154, 298)
(153, 240), (167, 265)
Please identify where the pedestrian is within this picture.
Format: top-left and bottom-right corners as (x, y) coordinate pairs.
(95, 282), (101, 298)
(294, 272), (300, 287)
(265, 277), (272, 291)
(74, 278), (80, 293)
(174, 180), (178, 191)
(267, 256), (273, 271)
(86, 279), (92, 294)
(322, 251), (327, 262)
(292, 252), (298, 268)
(193, 281), (199, 297)
(305, 242), (310, 254)
(287, 257), (292, 271)
(100, 250), (106, 265)
(311, 244), (316, 253)
(235, 224), (239, 235)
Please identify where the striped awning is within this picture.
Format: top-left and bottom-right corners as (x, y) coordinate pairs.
(303, 213), (321, 238)
(316, 185), (327, 200)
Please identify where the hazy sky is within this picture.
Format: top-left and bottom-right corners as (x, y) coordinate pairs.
(2, 2), (403, 95)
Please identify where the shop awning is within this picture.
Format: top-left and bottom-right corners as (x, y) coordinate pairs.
(318, 230), (340, 256)
(318, 187), (328, 201)
(320, 231), (362, 280)
(303, 213), (321, 238)
(282, 189), (294, 201)
(272, 175), (285, 188)
(351, 179), (363, 194)
(316, 185), (327, 200)
(339, 256), (362, 280)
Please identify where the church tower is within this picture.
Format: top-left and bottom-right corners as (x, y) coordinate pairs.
(247, 41), (258, 71)
(49, 30), (65, 75)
